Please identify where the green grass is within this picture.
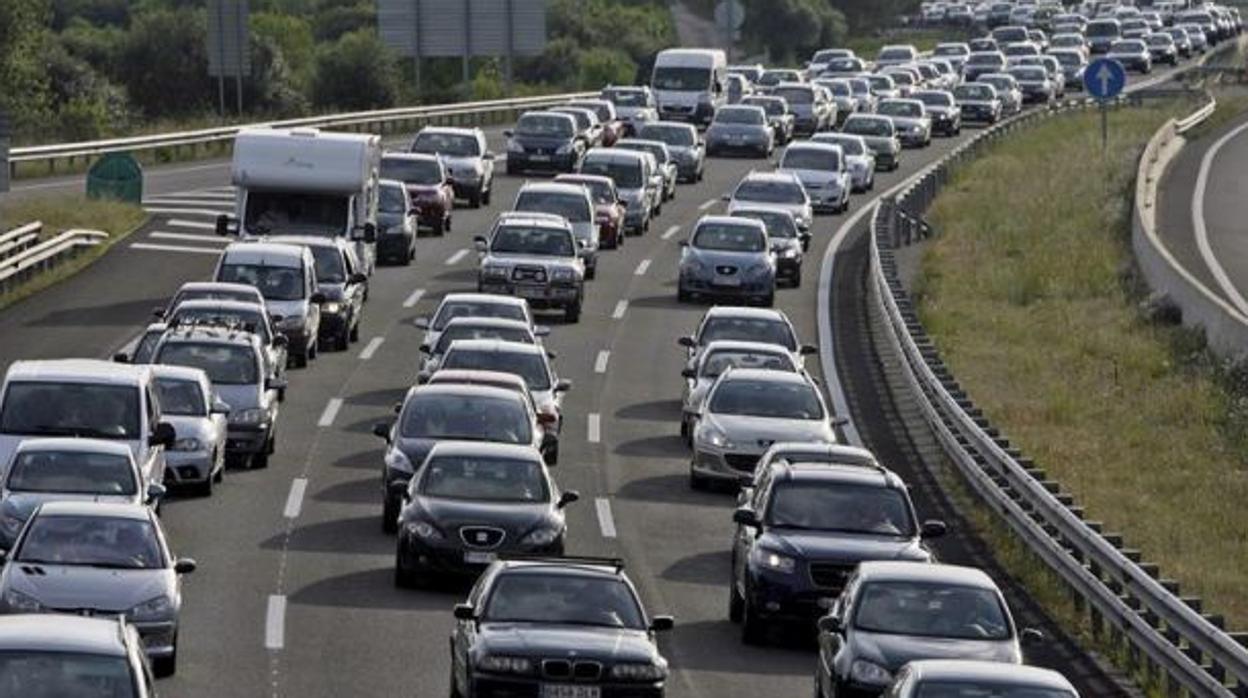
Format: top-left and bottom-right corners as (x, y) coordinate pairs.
(0, 195), (148, 310)
(915, 102), (1248, 630)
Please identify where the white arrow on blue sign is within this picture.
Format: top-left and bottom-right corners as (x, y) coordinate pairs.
(1084, 58), (1126, 99)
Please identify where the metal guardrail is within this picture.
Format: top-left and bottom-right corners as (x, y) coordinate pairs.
(0, 222), (41, 262)
(1176, 96), (1219, 133)
(866, 96), (1248, 695)
(7, 92), (595, 175)
(0, 229), (109, 294)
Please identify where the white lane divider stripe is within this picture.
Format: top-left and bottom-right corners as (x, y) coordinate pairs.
(611, 300), (628, 319)
(142, 206), (233, 218)
(167, 218), (216, 230)
(317, 398), (343, 428)
(148, 231), (228, 243)
(594, 350), (610, 374)
(129, 242), (223, 255)
(358, 337), (384, 361)
(445, 249), (469, 265)
(634, 259), (651, 276)
(283, 479), (307, 519)
(265, 595), (286, 650)
(141, 198), (234, 207)
(402, 287), (426, 308)
(661, 225), (680, 240)
(698, 199), (718, 211)
(595, 498), (617, 538)
(587, 413), (601, 443)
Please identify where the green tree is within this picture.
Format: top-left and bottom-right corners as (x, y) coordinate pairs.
(578, 48), (636, 90)
(743, 0), (846, 63)
(310, 29), (400, 110)
(519, 37), (582, 88)
(246, 31), (309, 116)
(251, 12), (315, 87)
(0, 0), (53, 139)
(116, 8), (214, 118)
(311, 2), (374, 42)
(42, 39), (130, 139)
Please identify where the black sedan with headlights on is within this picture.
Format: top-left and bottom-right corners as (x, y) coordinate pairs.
(393, 442), (577, 587)
(450, 557), (674, 698)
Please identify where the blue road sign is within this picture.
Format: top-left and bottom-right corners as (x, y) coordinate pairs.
(1085, 58), (1126, 99)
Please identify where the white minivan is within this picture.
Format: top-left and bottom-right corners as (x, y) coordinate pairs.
(651, 48), (728, 126)
(214, 242), (324, 367)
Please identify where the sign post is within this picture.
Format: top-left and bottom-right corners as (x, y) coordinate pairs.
(1084, 58), (1126, 156)
(0, 111), (10, 196)
(207, 0), (251, 117)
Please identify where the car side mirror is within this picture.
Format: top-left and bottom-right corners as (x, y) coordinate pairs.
(389, 480), (411, 501)
(737, 473), (755, 488)
(534, 325), (551, 338)
(474, 236), (488, 251)
(173, 558), (197, 575)
(360, 223), (377, 244)
(310, 292), (327, 305)
(350, 272), (368, 284)
(273, 334), (289, 348)
(151, 306), (166, 319)
(503, 129), (514, 138)
(453, 603), (477, 621)
(557, 490), (580, 508)
(650, 616), (675, 632)
(419, 343), (432, 355)
(150, 422), (176, 449)
(373, 422), (392, 441)
(266, 376), (287, 392)
(817, 614), (842, 634)
(146, 483), (167, 505)
(720, 194), (731, 201)
(678, 336), (696, 348)
(681, 367), (697, 379)
(921, 519), (948, 539)
(112, 352), (130, 364)
(0, 550), (8, 564)
(1021, 627), (1045, 645)
(211, 397), (231, 414)
(414, 317), (430, 330)
(733, 508), (759, 527)
(483, 152), (496, 160)
(800, 344), (818, 355)
(393, 402), (404, 415)
(215, 214), (234, 237)
(555, 378), (572, 393)
(678, 240), (689, 247)
(801, 233), (811, 251)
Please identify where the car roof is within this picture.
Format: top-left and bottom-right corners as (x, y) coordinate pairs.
(494, 211), (574, 231)
(643, 121), (697, 131)
(382, 152), (442, 163)
(739, 170), (801, 184)
(765, 442), (875, 462)
(771, 461), (899, 489)
(159, 325), (260, 348)
(705, 305), (790, 321)
(905, 660), (1076, 689)
(519, 182), (591, 197)
(697, 215), (767, 232)
(583, 148), (647, 164)
(35, 500), (153, 519)
(426, 369), (529, 389)
(444, 338), (544, 356)
(427, 440), (544, 460)
(5, 359), (150, 387)
(784, 141), (842, 154)
(14, 438), (135, 458)
(417, 126), (481, 136)
(437, 293), (529, 309)
(267, 234), (351, 251)
(441, 316), (534, 332)
(409, 383), (525, 402)
(856, 561), (999, 589)
(718, 367), (811, 384)
(221, 241), (308, 265)
(176, 281), (260, 296)
(701, 339), (793, 356)
(495, 558), (627, 578)
(521, 110), (575, 123)
(555, 173), (614, 186)
(616, 138), (669, 151)
(0, 615), (129, 655)
(728, 206), (798, 221)
(148, 363), (211, 384)
(171, 298), (265, 313)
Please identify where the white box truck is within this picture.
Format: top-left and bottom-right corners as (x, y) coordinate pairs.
(650, 48), (728, 126)
(217, 127), (382, 274)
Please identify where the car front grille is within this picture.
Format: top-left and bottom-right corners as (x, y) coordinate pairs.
(513, 266), (547, 282)
(715, 265), (738, 276)
(459, 526), (506, 549)
(541, 659), (603, 681)
(724, 453), (760, 472)
(809, 562), (856, 590)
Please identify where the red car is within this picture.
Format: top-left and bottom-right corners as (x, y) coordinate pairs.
(554, 173), (626, 249)
(568, 99), (626, 147)
(380, 153), (454, 236)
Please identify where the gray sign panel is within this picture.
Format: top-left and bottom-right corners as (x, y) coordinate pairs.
(377, 0), (547, 58)
(207, 0), (251, 77)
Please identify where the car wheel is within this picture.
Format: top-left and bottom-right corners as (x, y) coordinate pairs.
(689, 468), (708, 491)
(729, 583), (745, 623)
(586, 264), (597, 281)
(741, 596), (767, 645)
(791, 267), (802, 289)
(468, 188), (482, 209)
(677, 287), (692, 303)
(195, 471), (213, 498)
(152, 638), (177, 678)
(565, 301), (582, 323)
(382, 493), (400, 534)
(432, 217), (445, 237)
(251, 450), (269, 469)
(483, 183), (493, 206)
(395, 548), (421, 588)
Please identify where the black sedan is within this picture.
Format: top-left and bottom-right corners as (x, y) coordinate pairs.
(393, 441), (577, 586)
(450, 557), (674, 698)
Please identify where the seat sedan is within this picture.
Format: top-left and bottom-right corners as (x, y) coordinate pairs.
(689, 368), (835, 489)
(415, 293), (535, 360)
(0, 501), (196, 677)
(811, 133), (876, 192)
(393, 442), (577, 586)
(678, 306), (815, 375)
(841, 115), (903, 171)
(876, 99), (932, 148)
(678, 216), (776, 307)
(1008, 65), (1057, 105)
(742, 96), (795, 145)
(409, 126), (496, 208)
(778, 142), (851, 214)
(1146, 32), (1180, 65)
(380, 153), (455, 236)
(884, 660), (1079, 697)
(615, 139), (678, 202)
(705, 105), (775, 158)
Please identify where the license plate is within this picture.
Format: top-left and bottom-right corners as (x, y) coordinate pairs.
(517, 286), (546, 299)
(531, 154), (551, 162)
(715, 276), (741, 287)
(731, 135), (746, 143)
(542, 685), (601, 698)
(464, 551), (496, 564)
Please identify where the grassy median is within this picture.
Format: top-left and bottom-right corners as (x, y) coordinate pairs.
(914, 102), (1248, 628)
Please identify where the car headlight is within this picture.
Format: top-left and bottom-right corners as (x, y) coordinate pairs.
(2, 590), (42, 613)
(172, 437), (204, 452)
(746, 262), (771, 277)
(482, 264), (510, 279)
(556, 142), (574, 155)
(752, 547), (796, 574)
(230, 408), (267, 426)
(478, 655), (534, 675)
(682, 259), (707, 276)
(550, 267), (576, 282)
(128, 595), (175, 622)
(507, 140), (524, 153)
(385, 448), (414, 473)
(322, 302), (342, 315)
(850, 659), (893, 686)
(277, 316), (304, 330)
(610, 662), (667, 681)
(778, 246), (799, 259)
(696, 423), (733, 449)
(405, 520), (443, 540)
(521, 526), (562, 546)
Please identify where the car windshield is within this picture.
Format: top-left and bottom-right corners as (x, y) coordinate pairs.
(17, 515), (162, 569)
(0, 383), (140, 440)
(217, 263), (304, 301)
(419, 455), (547, 502)
(968, 53), (1004, 65)
(734, 211), (798, 239)
(693, 223), (766, 252)
(817, 136), (864, 155)
(441, 349), (552, 390)
(411, 132), (480, 157)
(1087, 21), (1120, 36)
(157, 343), (259, 386)
(701, 349), (794, 377)
(580, 159), (644, 189)
(641, 125), (695, 147)
(0, 651), (139, 698)
(484, 573), (645, 628)
(982, 77), (1015, 92)
(652, 66), (711, 91)
(154, 377), (207, 417)
(915, 683), (1075, 698)
(759, 71), (797, 85)
(935, 45), (968, 56)
(885, 71), (915, 86)
(432, 301), (526, 330)
(700, 317), (796, 349)
(380, 157), (442, 185)
(606, 89), (647, 107)
(132, 331), (163, 364)
(773, 87), (812, 105)
(1052, 53), (1082, 66)
(515, 191), (591, 223)
(6, 451), (137, 497)
(551, 109), (591, 131)
(765, 482), (915, 535)
(916, 93), (954, 107)
(821, 82), (851, 96)
(170, 307), (270, 343)
(783, 148), (841, 171)
(744, 99), (783, 116)
(1113, 40), (1146, 51)
(490, 226), (576, 257)
(1011, 67), (1047, 81)
(400, 393), (531, 442)
(243, 191), (347, 236)
(571, 103), (611, 122)
(435, 325), (533, 354)
(955, 85), (996, 100)
(308, 246), (346, 284)
(379, 185), (407, 214)
(561, 179), (614, 204)
(812, 50), (847, 62)
(618, 142), (667, 164)
(517, 115), (574, 138)
(844, 118), (892, 136)
(1147, 34), (1172, 45)
(879, 47), (913, 60)
(715, 108), (764, 125)
(879, 101), (922, 118)
(709, 379), (824, 419)
(854, 581), (1012, 640)
(827, 58), (860, 72)
(735, 179), (805, 204)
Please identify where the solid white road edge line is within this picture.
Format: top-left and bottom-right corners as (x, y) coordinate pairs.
(445, 249), (469, 266)
(595, 498), (617, 538)
(402, 288), (426, 308)
(317, 398), (343, 428)
(611, 300), (628, 319)
(358, 337), (384, 361)
(1191, 118), (1248, 317)
(283, 479), (308, 519)
(265, 595), (286, 650)
(594, 350), (610, 374)
(587, 413), (601, 443)
(634, 259), (651, 276)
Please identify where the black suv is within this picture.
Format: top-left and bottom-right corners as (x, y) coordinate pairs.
(450, 557), (674, 698)
(730, 461), (946, 644)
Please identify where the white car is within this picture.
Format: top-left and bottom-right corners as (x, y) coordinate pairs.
(724, 170), (813, 231)
(777, 142), (852, 214)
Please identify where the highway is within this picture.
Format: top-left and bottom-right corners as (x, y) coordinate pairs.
(0, 61), (1203, 697)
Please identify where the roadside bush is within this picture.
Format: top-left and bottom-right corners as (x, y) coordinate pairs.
(578, 48), (636, 91)
(311, 29), (401, 110)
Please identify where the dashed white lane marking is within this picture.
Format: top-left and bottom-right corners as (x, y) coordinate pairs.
(634, 259), (651, 276)
(402, 288), (426, 308)
(283, 479), (307, 519)
(129, 242), (223, 255)
(595, 498), (617, 538)
(148, 231), (227, 243)
(587, 413), (601, 443)
(698, 199), (718, 211)
(594, 350), (610, 373)
(317, 398), (343, 428)
(142, 206), (232, 218)
(611, 300), (628, 319)
(445, 249), (469, 265)
(265, 595), (286, 650)
(167, 219), (216, 230)
(358, 337), (384, 361)
(662, 225), (680, 240)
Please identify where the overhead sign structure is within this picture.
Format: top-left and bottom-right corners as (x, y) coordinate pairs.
(714, 0), (744, 44)
(207, 0), (251, 115)
(1084, 58), (1126, 99)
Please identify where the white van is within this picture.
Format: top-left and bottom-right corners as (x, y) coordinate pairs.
(217, 127), (381, 274)
(0, 360), (176, 493)
(214, 242), (324, 367)
(651, 48), (728, 126)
